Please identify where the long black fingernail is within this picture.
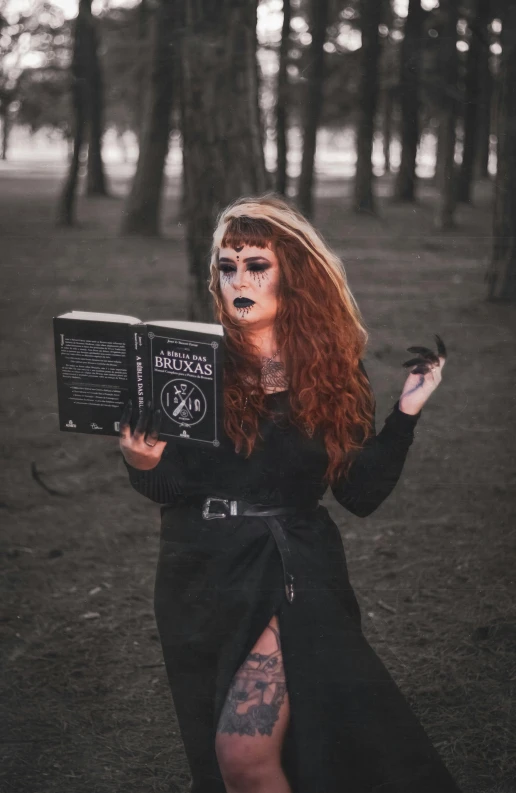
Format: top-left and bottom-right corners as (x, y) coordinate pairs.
(148, 408), (162, 438)
(135, 403), (150, 434)
(434, 334), (447, 358)
(120, 400), (133, 427)
(406, 347), (439, 363)
(407, 346), (433, 355)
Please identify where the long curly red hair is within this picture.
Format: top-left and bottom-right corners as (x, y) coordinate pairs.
(208, 194), (375, 488)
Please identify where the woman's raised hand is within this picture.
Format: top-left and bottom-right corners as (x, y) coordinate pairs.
(119, 400), (167, 470)
(398, 334), (447, 416)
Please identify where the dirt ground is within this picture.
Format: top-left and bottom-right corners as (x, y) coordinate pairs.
(1, 163), (515, 793)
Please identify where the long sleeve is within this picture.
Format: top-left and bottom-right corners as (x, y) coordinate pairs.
(123, 446), (185, 505)
(330, 367), (422, 517)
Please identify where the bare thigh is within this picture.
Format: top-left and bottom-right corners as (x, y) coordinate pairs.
(215, 614), (290, 774)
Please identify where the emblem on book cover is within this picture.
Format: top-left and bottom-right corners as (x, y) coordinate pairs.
(160, 379), (207, 427)
(65, 419), (77, 428)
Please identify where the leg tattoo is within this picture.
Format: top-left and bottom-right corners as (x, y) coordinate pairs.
(217, 623), (287, 737)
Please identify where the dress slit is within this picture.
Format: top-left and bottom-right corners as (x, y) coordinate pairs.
(213, 601), (299, 790)
(212, 574), (287, 736)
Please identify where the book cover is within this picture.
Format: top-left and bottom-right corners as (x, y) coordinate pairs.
(53, 312), (225, 448)
(143, 322), (224, 447)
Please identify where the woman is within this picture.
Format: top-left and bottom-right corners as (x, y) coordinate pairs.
(119, 195), (461, 793)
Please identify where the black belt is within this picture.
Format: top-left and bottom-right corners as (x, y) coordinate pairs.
(183, 495), (319, 605)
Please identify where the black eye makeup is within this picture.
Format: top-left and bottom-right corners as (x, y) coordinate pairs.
(217, 256), (272, 276)
(217, 264), (270, 274)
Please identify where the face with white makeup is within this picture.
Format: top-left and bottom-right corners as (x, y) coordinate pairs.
(217, 243), (282, 342)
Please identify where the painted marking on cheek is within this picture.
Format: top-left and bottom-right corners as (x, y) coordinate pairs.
(252, 270), (270, 287)
(220, 272), (234, 286)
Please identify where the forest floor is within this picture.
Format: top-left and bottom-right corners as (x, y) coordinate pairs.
(1, 163), (515, 793)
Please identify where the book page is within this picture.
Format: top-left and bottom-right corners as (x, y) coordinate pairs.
(59, 311), (142, 324)
(146, 320), (224, 335)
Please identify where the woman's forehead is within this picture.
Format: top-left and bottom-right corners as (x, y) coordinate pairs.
(218, 242), (275, 257)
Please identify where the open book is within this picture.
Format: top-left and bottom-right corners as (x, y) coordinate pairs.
(53, 311), (225, 447)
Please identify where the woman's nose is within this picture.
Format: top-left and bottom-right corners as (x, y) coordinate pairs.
(233, 268), (250, 289)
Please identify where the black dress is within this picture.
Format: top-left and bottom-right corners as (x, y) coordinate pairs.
(124, 373), (462, 793)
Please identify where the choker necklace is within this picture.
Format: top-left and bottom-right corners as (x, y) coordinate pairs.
(261, 347), (282, 377)
(240, 348), (281, 429)
(238, 350), (313, 438)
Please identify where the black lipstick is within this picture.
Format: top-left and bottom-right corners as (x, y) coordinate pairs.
(233, 297), (255, 307)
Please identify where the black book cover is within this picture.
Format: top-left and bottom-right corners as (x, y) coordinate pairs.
(53, 315), (134, 437)
(143, 323), (224, 447)
(53, 313), (225, 447)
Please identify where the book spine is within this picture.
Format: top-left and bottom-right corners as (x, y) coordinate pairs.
(127, 324), (152, 427)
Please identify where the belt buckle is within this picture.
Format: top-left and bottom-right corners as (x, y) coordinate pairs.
(202, 497), (230, 520)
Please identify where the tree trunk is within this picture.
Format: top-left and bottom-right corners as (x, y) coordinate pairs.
(394, 0), (424, 201)
(85, 6), (108, 196)
(297, 0), (329, 218)
(177, 149), (187, 222)
(382, 88), (393, 174)
(56, 0), (91, 226)
(0, 105), (10, 160)
(486, 6), (516, 300)
(179, 0), (268, 322)
(276, 0), (291, 196)
(135, 0), (150, 143)
(254, 17), (272, 192)
(489, 70), (501, 179)
(476, 20), (493, 179)
(434, 0), (459, 230)
(354, 0), (382, 214)
(120, 0), (176, 236)
(457, 0), (491, 203)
